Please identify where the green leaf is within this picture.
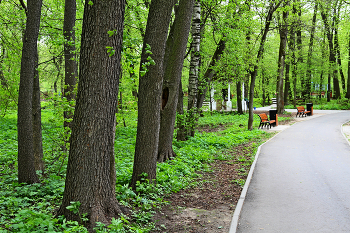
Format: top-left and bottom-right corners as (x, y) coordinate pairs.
(88, 1), (93, 5)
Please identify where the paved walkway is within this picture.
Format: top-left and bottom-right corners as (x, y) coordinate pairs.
(230, 109), (350, 232)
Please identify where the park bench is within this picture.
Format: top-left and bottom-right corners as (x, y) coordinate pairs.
(296, 106), (310, 117)
(258, 113), (276, 129)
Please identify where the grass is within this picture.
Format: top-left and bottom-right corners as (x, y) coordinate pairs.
(0, 107), (276, 232)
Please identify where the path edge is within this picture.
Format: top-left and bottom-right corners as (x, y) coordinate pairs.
(228, 127), (288, 233)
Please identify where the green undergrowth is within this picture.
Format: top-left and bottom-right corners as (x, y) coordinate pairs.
(0, 109), (274, 232)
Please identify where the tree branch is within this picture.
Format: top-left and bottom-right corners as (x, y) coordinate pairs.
(19, 0), (28, 15)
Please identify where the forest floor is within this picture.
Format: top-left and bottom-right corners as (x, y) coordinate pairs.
(152, 112), (296, 233)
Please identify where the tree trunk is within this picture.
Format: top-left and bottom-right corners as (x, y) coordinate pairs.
(131, 0), (176, 189)
(17, 0), (42, 184)
(334, 20), (346, 92)
(296, 0), (305, 100)
(248, 1), (281, 130)
(284, 62), (290, 105)
(33, 50), (44, 171)
(196, 38), (226, 109)
(176, 79), (186, 141)
(236, 81), (243, 114)
(305, 2), (318, 101)
(276, 9), (288, 115)
(188, 0), (201, 111)
(158, 0), (194, 163)
(63, 0), (78, 130)
(57, 0), (125, 227)
(321, 4), (340, 99)
(346, 31), (350, 99)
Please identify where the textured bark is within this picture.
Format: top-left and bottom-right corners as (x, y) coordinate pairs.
(284, 62), (290, 105)
(63, 0), (78, 130)
(131, 0), (176, 189)
(33, 50), (44, 171)
(57, 0), (125, 227)
(158, 0), (194, 163)
(188, 0), (201, 111)
(17, 0), (42, 184)
(276, 9), (288, 115)
(305, 2), (318, 99)
(248, 1), (281, 130)
(295, 0), (305, 99)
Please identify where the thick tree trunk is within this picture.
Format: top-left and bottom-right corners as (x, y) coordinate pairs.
(33, 50), (44, 171)
(305, 2), (318, 100)
(57, 0), (125, 227)
(158, 0), (194, 163)
(131, 0), (176, 189)
(276, 9), (288, 115)
(248, 1), (280, 130)
(17, 0), (42, 184)
(63, 0), (78, 130)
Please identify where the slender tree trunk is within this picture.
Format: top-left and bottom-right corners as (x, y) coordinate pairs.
(321, 8), (340, 99)
(131, 0), (176, 189)
(158, 0), (194, 162)
(57, 0), (125, 227)
(276, 9), (288, 114)
(63, 0), (78, 130)
(17, 0), (42, 184)
(248, 1), (281, 130)
(346, 31), (350, 99)
(196, 38), (226, 109)
(176, 79), (186, 141)
(295, 0), (305, 100)
(188, 0), (201, 111)
(305, 2), (318, 100)
(236, 81), (243, 114)
(33, 50), (44, 171)
(334, 22), (346, 92)
(284, 62), (290, 105)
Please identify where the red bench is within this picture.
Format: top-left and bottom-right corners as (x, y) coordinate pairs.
(258, 113), (276, 129)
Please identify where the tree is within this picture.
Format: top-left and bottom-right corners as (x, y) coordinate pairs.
(63, 0), (78, 131)
(158, 0), (194, 162)
(320, 1), (341, 99)
(276, 5), (289, 114)
(57, 0), (126, 227)
(305, 1), (318, 100)
(248, 0), (282, 130)
(17, 0), (42, 184)
(131, 0), (177, 189)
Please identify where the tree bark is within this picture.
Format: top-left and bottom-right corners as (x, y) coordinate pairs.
(236, 81), (243, 114)
(305, 2), (318, 100)
(321, 7), (341, 99)
(63, 0), (78, 130)
(334, 16), (346, 92)
(131, 0), (176, 189)
(57, 0), (125, 227)
(346, 31), (350, 99)
(276, 8), (288, 114)
(176, 79), (186, 141)
(17, 0), (42, 184)
(188, 0), (201, 111)
(158, 0), (194, 162)
(33, 50), (44, 171)
(248, 1), (281, 130)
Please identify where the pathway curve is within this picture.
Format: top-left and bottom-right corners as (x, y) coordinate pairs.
(233, 111), (350, 232)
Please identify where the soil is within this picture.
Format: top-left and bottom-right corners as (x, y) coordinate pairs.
(152, 112), (297, 233)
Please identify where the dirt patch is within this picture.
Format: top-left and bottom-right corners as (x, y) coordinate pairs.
(152, 144), (257, 233)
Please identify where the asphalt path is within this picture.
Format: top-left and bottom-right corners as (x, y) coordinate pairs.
(236, 111), (350, 232)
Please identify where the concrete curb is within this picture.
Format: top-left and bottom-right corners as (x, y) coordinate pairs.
(341, 122), (350, 148)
